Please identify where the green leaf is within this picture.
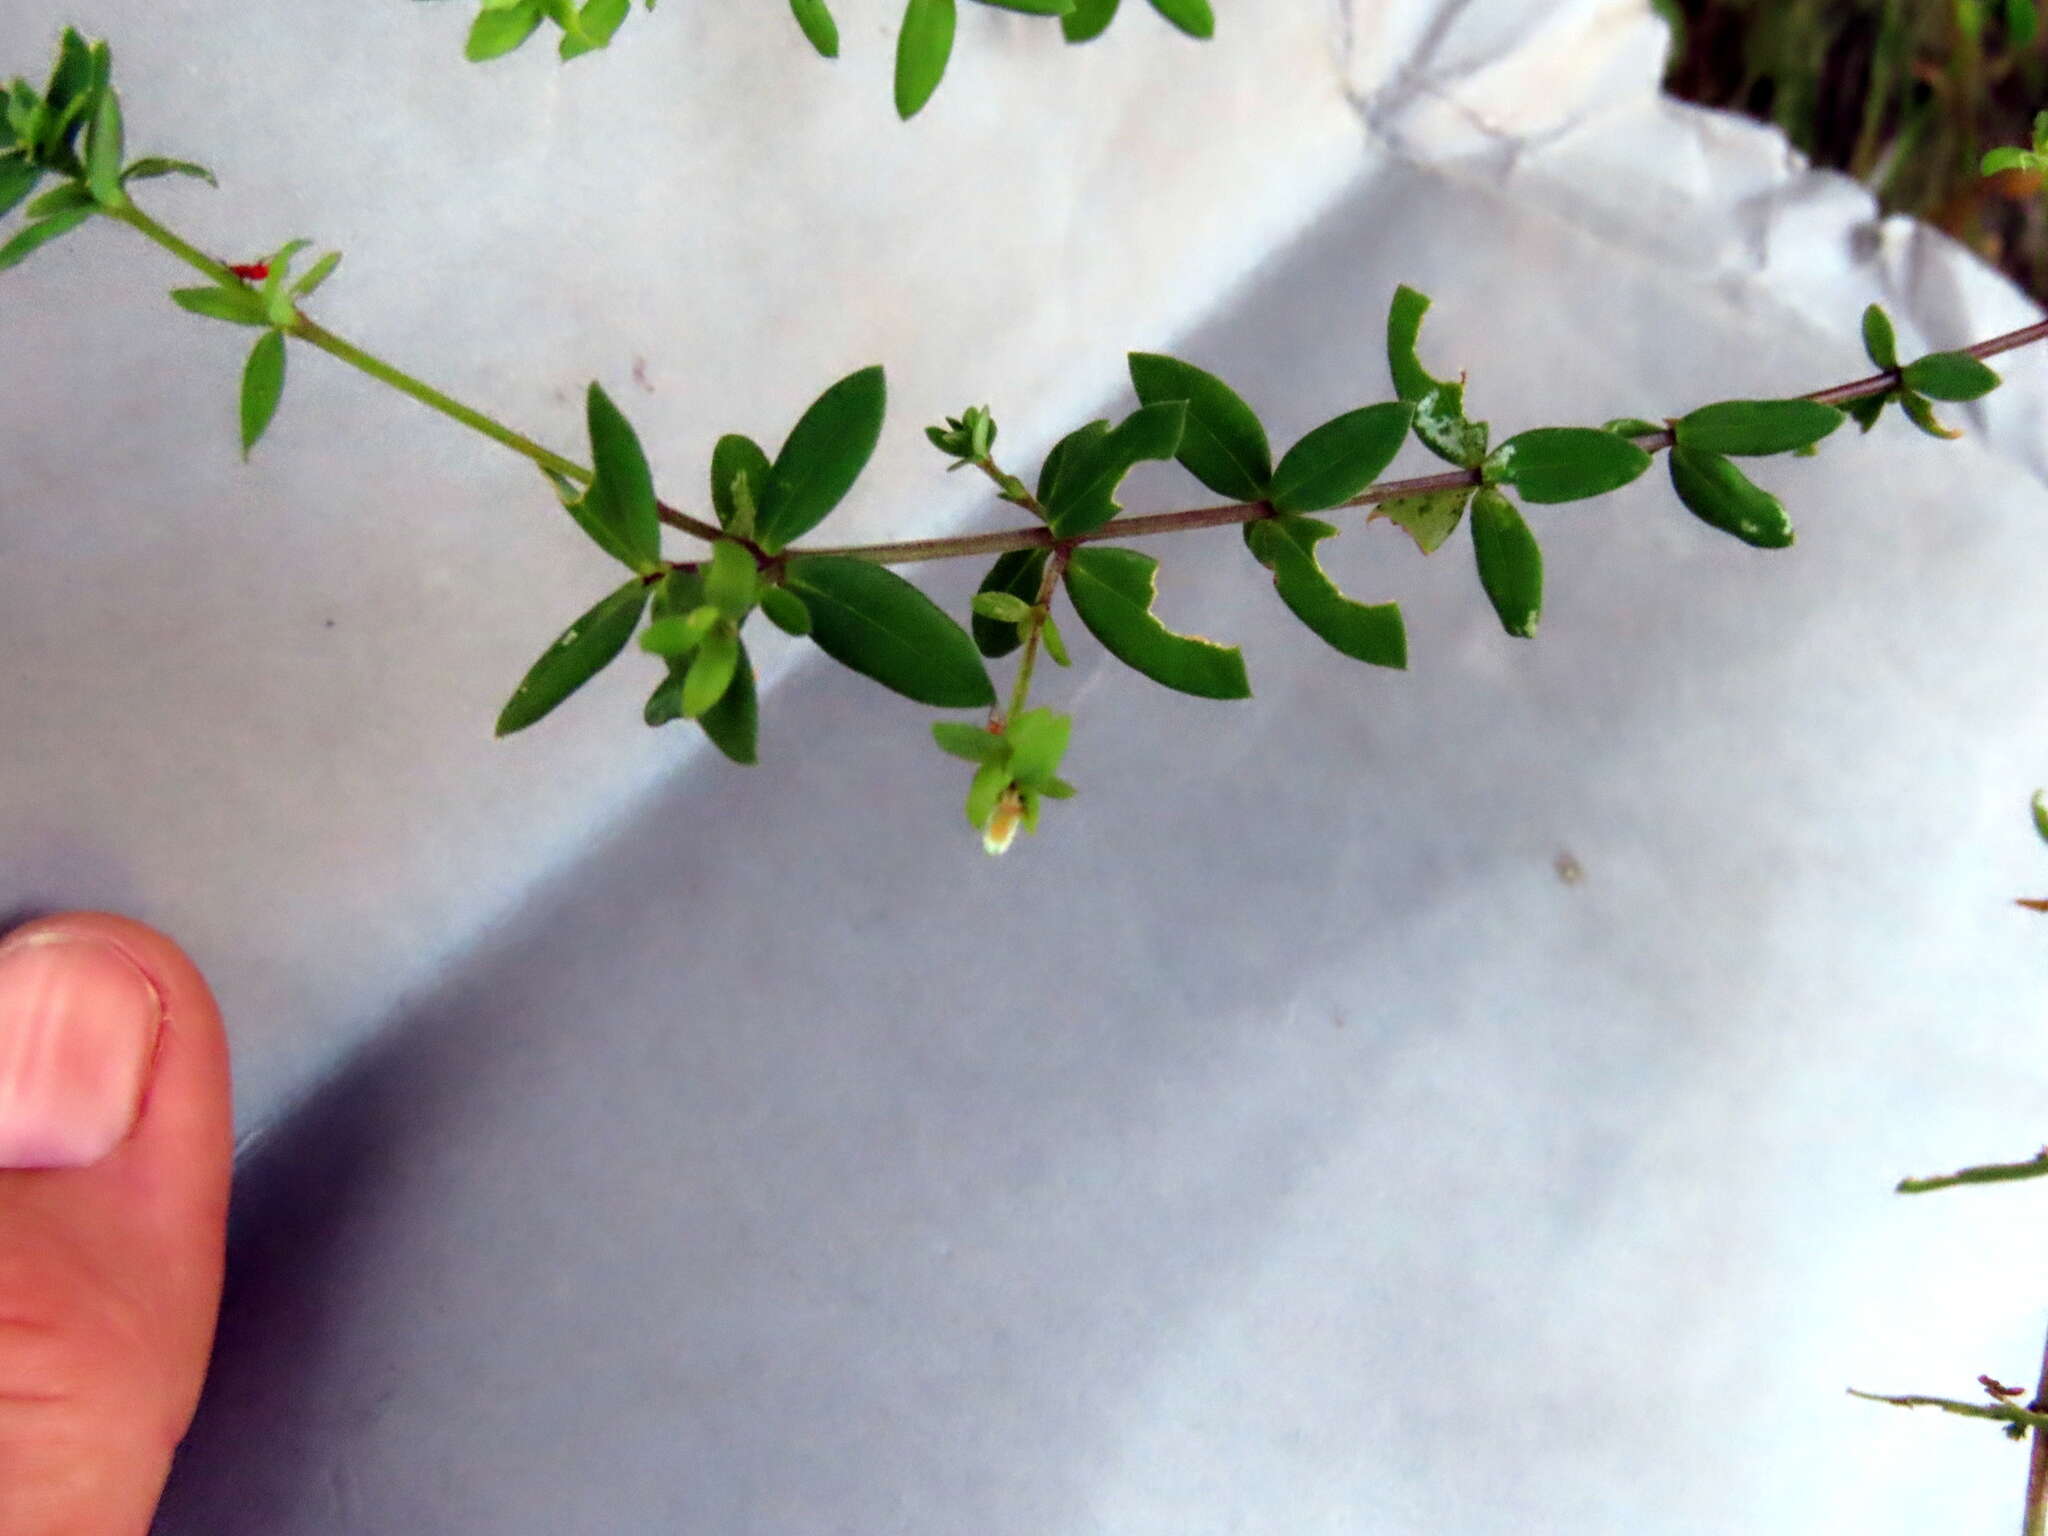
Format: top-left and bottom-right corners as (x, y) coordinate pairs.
(1484, 427), (1650, 504)
(933, 721), (1008, 764)
(705, 538), (759, 621)
(755, 365), (887, 553)
(638, 608), (719, 657)
(84, 86), (124, 207)
(581, 381), (662, 572)
(1603, 417), (1663, 438)
(972, 548), (1048, 657)
(496, 578), (650, 735)
(1902, 351), (2001, 402)
(1246, 515), (1406, 669)
(1146, 0), (1213, 37)
(1041, 613), (1071, 666)
(1845, 391), (1891, 433)
(759, 585), (812, 636)
(1037, 420), (1110, 504)
(1043, 400), (1188, 537)
(681, 628), (740, 718)
(1674, 399), (1846, 457)
(976, 0), (1077, 12)
(1063, 545), (1249, 699)
(291, 250), (342, 299)
(0, 204), (92, 272)
(1668, 445), (1794, 549)
(784, 555), (995, 707)
(2031, 788), (2048, 847)
(709, 433), (770, 534)
(697, 638), (759, 763)
(239, 329), (287, 460)
(574, 0), (631, 48)
(40, 30), (93, 155)
(467, 1), (546, 60)
(169, 283), (271, 327)
(2010, 0), (2040, 49)
(1127, 352), (1272, 501)
(1862, 304), (1899, 372)
(1005, 707), (1070, 788)
(1983, 145), (2036, 175)
(1898, 389), (1962, 440)
(789, 0), (841, 56)
(1062, 0), (1120, 40)
(1386, 284), (1447, 403)
(972, 591), (1034, 623)
(259, 238), (311, 327)
(895, 0), (957, 119)
(0, 154), (42, 219)
(24, 182), (92, 218)
(119, 156), (217, 188)
(966, 758), (1009, 834)
(1268, 402), (1413, 513)
(1372, 486), (1471, 554)
(1470, 487), (1542, 638)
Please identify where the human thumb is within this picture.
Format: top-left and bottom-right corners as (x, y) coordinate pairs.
(0, 912), (232, 1536)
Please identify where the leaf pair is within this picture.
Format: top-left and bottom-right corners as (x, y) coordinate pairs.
(1848, 304), (2002, 442)
(709, 365), (887, 555)
(461, 0), (650, 63)
(1660, 395), (1846, 549)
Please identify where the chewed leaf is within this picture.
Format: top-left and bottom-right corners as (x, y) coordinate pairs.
(1042, 400), (1187, 538)
(1387, 285), (1488, 468)
(1063, 545), (1249, 699)
(1246, 516), (1405, 669)
(497, 578), (650, 735)
(1372, 486), (1472, 554)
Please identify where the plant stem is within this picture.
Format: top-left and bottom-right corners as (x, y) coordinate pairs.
(2025, 1322), (2048, 1536)
(998, 545), (1069, 726)
(110, 201), (730, 543)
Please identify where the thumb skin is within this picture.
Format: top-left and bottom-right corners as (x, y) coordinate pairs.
(0, 912), (232, 1536)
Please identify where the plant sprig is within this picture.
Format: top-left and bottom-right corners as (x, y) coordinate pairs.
(5, 25), (2041, 857)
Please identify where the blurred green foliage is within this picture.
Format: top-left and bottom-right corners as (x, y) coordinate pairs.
(1664, 0), (2048, 298)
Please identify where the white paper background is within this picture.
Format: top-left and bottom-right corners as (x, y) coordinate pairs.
(3, 2), (2047, 1531)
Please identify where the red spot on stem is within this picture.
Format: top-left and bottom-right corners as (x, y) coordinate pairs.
(228, 262), (270, 281)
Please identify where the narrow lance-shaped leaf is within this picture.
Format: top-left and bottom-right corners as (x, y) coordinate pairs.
(579, 381), (662, 572)
(1674, 399), (1845, 457)
(120, 156), (217, 188)
(0, 203), (93, 272)
(755, 365), (887, 552)
(239, 329), (287, 459)
(895, 0), (957, 119)
(972, 547), (1048, 658)
(1127, 351), (1272, 501)
(84, 85), (124, 207)
(1902, 351), (2001, 402)
(1668, 445), (1794, 549)
(976, 0), (1079, 13)
(1246, 516), (1405, 670)
(933, 721), (1008, 764)
(169, 283), (271, 327)
(1268, 402), (1413, 513)
(0, 154), (42, 219)
(1862, 304), (1899, 372)
(291, 250), (343, 300)
(1484, 427), (1650, 504)
(1062, 0), (1120, 40)
(1063, 545), (1249, 699)
(1470, 487), (1543, 638)
(1146, 0), (1213, 39)
(783, 555), (995, 707)
(497, 578), (650, 735)
(789, 0), (840, 57)
(1043, 400), (1187, 538)
(709, 433), (771, 534)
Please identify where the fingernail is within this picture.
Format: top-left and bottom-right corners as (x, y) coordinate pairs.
(0, 932), (164, 1169)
